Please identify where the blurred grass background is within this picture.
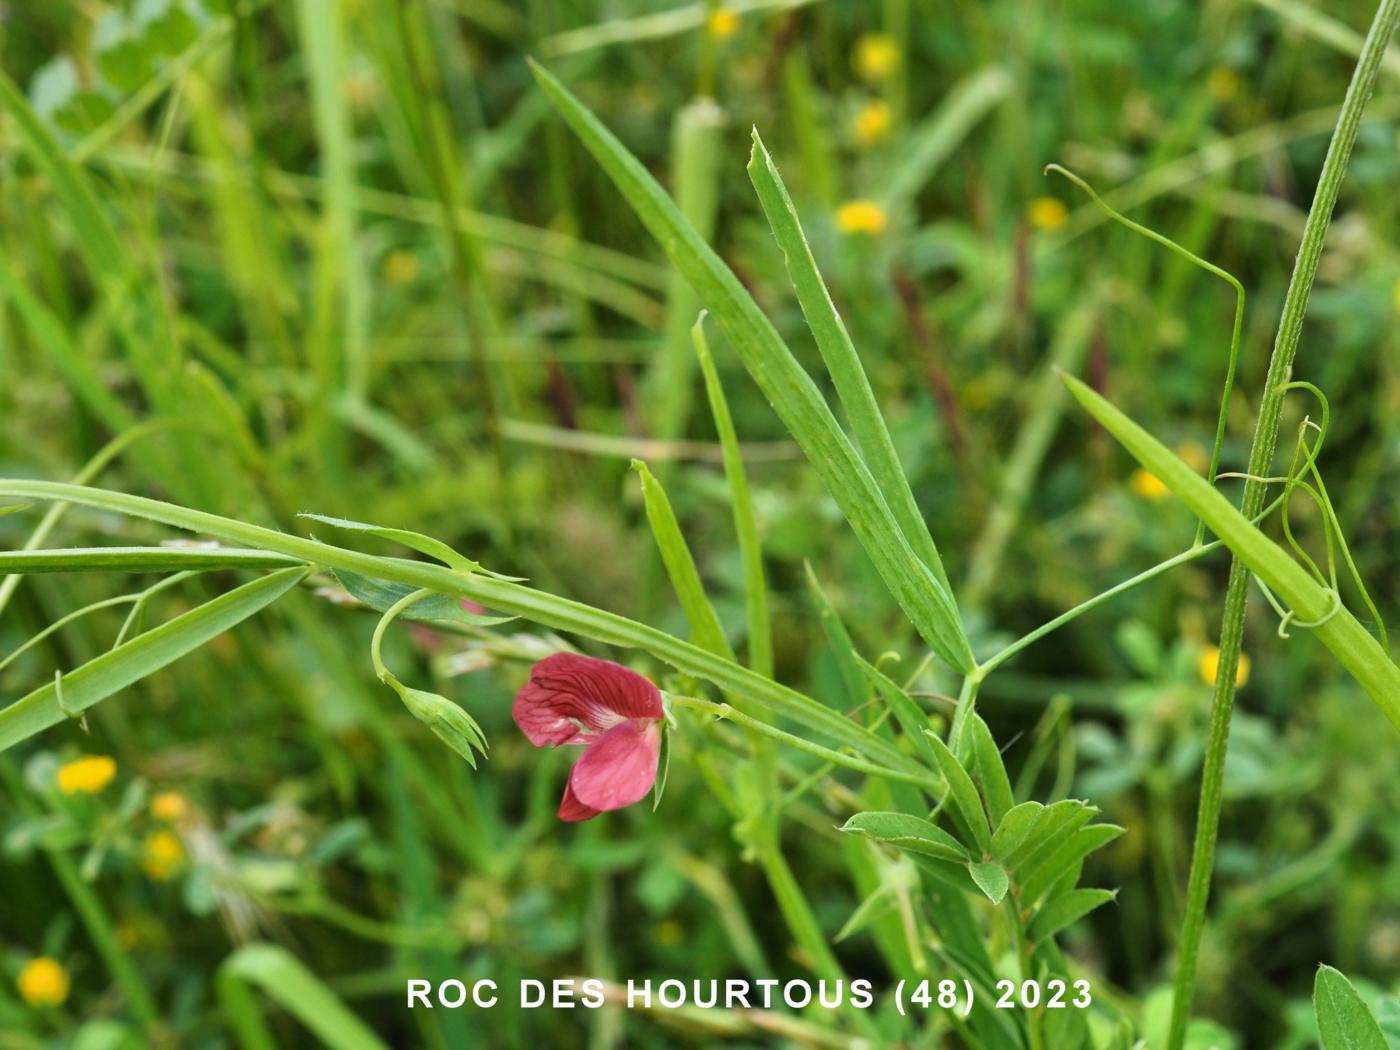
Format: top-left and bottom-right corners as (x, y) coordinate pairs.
(2, 0), (1400, 1046)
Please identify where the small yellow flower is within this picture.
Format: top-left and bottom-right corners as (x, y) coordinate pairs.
(1199, 645), (1250, 688)
(56, 755), (116, 795)
(1027, 196), (1068, 232)
(836, 200), (888, 236)
(142, 831), (185, 881)
(1176, 441), (1210, 473)
(854, 99), (892, 145)
(382, 250), (420, 287)
(1207, 67), (1241, 103)
(854, 33), (899, 82)
(150, 792), (188, 823)
(707, 7), (739, 40)
(17, 957), (68, 1007)
(1129, 468), (1169, 501)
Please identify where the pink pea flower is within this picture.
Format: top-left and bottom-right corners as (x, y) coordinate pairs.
(512, 652), (664, 822)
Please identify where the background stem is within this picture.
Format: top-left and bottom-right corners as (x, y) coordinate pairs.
(1167, 3), (1400, 1045)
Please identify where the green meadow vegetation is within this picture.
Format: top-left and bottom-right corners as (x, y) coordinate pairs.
(3, 1), (1400, 1046)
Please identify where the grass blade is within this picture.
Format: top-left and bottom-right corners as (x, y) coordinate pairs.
(0, 566), (307, 751)
(219, 943), (389, 1050)
(693, 316), (772, 675)
(747, 130), (954, 596)
(529, 60), (974, 675)
(633, 459), (734, 660)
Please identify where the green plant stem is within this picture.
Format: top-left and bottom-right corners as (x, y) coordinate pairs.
(670, 696), (938, 790)
(1004, 897), (1045, 1050)
(1168, 3), (1400, 1045)
(0, 480), (916, 774)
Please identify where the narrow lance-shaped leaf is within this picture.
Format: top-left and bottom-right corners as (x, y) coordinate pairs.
(0, 566), (307, 751)
(632, 459), (734, 661)
(693, 315), (772, 676)
(1020, 824), (1124, 905)
(925, 731), (991, 853)
(299, 513), (521, 580)
(839, 812), (970, 863)
(970, 715), (1015, 826)
(1062, 373), (1400, 727)
(805, 564), (869, 710)
(219, 943), (391, 1050)
(528, 60), (973, 675)
(747, 130), (954, 596)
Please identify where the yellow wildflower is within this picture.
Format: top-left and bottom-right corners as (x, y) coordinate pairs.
(1207, 67), (1241, 103)
(836, 200), (888, 236)
(707, 8), (739, 40)
(854, 99), (892, 145)
(1129, 468), (1169, 502)
(56, 755), (116, 795)
(854, 34), (899, 82)
(1027, 196), (1068, 232)
(382, 250), (420, 287)
(150, 791), (188, 823)
(142, 831), (185, 881)
(1199, 645), (1250, 688)
(17, 957), (69, 1006)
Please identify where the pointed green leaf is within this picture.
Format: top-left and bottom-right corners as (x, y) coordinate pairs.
(300, 513), (520, 580)
(747, 130), (953, 596)
(1007, 799), (1092, 872)
(1020, 825), (1124, 905)
(805, 564), (868, 709)
(528, 59), (973, 675)
(219, 943), (391, 1050)
(0, 567), (306, 751)
(693, 316), (772, 676)
(632, 460), (733, 661)
(971, 715), (1015, 826)
(991, 801), (1044, 861)
(969, 860), (1009, 904)
(834, 884), (897, 943)
(1314, 964), (1388, 1050)
(1028, 888), (1117, 942)
(925, 730), (991, 852)
(859, 657), (939, 770)
(840, 812), (969, 863)
(1062, 373), (1400, 725)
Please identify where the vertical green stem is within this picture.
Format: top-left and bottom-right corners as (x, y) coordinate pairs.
(1167, 3), (1400, 1046)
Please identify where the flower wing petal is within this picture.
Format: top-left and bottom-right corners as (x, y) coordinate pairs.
(566, 720), (661, 814)
(557, 780), (601, 823)
(513, 652), (663, 747)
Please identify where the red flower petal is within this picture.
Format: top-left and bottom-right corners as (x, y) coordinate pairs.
(513, 652), (663, 748)
(566, 720), (661, 815)
(556, 780), (600, 822)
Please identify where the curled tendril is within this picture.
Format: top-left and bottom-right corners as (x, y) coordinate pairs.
(1220, 382), (1386, 648)
(1045, 163), (1245, 547)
